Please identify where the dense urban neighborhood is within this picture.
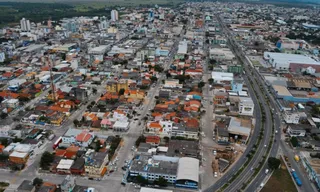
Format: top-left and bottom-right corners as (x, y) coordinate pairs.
(0, 1), (320, 192)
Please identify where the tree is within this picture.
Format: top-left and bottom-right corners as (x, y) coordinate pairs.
(198, 81), (205, 89)
(208, 78), (214, 85)
(154, 176), (168, 187)
(268, 157), (281, 170)
(290, 136), (299, 147)
(135, 135), (146, 147)
(73, 119), (79, 127)
(92, 88), (97, 94)
(0, 96), (4, 103)
(0, 113), (8, 119)
(136, 175), (148, 185)
(154, 65), (164, 72)
(150, 76), (158, 82)
(95, 140), (102, 152)
(33, 177), (43, 186)
(166, 72), (171, 78)
(118, 88), (125, 96)
(40, 151), (55, 170)
(0, 138), (8, 146)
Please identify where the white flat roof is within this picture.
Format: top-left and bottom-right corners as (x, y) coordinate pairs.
(57, 159), (74, 169)
(177, 41), (188, 55)
(228, 117), (251, 136)
(9, 151), (28, 158)
(264, 52), (320, 65)
(176, 157), (199, 183)
(113, 121), (129, 128)
(140, 188), (173, 192)
(212, 71), (234, 81)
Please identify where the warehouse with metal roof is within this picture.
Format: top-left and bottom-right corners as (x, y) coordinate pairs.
(176, 157), (199, 189)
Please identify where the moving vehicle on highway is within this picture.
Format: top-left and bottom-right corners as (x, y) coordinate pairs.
(291, 169), (302, 186)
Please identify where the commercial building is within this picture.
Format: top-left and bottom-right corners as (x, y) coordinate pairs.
(177, 41), (188, 55)
(228, 117), (251, 144)
(84, 150), (108, 178)
(129, 155), (179, 183)
(56, 159), (74, 174)
(283, 111), (300, 124)
(264, 52), (320, 71)
(300, 151), (320, 190)
(238, 97), (254, 116)
(20, 18), (31, 32)
(111, 10), (119, 21)
(211, 72), (234, 83)
(175, 157), (199, 189)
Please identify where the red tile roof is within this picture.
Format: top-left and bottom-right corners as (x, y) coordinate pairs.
(76, 132), (92, 142)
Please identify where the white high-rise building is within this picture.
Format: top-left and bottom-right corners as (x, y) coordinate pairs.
(111, 10), (119, 21)
(20, 18), (31, 32)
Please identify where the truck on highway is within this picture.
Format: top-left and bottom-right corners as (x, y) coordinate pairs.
(291, 169), (302, 186)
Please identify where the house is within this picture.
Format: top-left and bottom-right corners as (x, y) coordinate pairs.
(61, 128), (82, 146)
(147, 122), (162, 134)
(113, 121), (129, 132)
(38, 182), (57, 192)
(84, 151), (108, 178)
(16, 180), (35, 192)
(101, 119), (112, 129)
(145, 136), (161, 146)
(2, 99), (19, 108)
(184, 100), (201, 112)
(75, 131), (94, 147)
(124, 90), (145, 100)
(227, 117), (251, 144)
(70, 157), (85, 175)
(164, 79), (183, 88)
(287, 124), (307, 137)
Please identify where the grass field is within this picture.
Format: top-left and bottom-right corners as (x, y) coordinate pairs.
(261, 159), (298, 192)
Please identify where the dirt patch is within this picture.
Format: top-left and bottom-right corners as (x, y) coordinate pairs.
(261, 159), (298, 192)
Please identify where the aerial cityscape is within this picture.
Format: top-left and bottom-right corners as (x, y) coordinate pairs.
(0, 0), (320, 192)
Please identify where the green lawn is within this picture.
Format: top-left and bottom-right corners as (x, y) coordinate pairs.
(251, 60), (262, 66)
(261, 160), (297, 192)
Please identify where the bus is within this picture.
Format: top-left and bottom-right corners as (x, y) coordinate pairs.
(52, 136), (62, 150)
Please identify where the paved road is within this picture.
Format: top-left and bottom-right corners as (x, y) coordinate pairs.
(204, 13), (275, 192)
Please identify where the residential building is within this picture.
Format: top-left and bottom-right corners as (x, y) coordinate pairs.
(287, 124), (306, 137)
(106, 80), (128, 93)
(300, 151), (320, 190)
(111, 10), (119, 21)
(167, 140), (199, 159)
(20, 18), (31, 32)
(164, 80), (183, 89)
(9, 151), (29, 164)
(113, 121), (129, 132)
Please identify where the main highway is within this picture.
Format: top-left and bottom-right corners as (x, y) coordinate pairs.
(206, 10), (315, 192)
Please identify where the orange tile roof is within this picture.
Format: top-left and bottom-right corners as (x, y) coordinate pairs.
(146, 136), (160, 144)
(149, 122), (162, 129)
(76, 132), (92, 142)
(55, 149), (66, 157)
(152, 112), (162, 117)
(0, 91), (19, 99)
(48, 106), (70, 113)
